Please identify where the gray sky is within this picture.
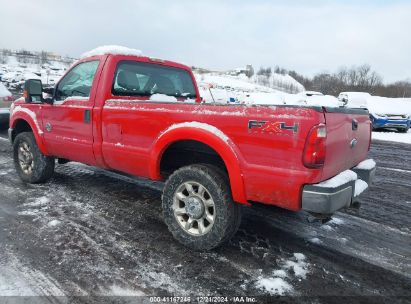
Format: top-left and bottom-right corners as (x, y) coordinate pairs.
(1, 0), (410, 82)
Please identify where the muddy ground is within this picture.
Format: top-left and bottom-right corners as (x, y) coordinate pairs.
(0, 130), (410, 303)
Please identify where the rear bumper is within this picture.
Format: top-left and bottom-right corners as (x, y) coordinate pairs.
(302, 159), (376, 214)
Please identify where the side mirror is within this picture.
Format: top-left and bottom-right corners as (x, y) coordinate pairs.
(24, 79), (43, 103)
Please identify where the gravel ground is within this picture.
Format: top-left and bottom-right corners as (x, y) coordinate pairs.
(0, 130), (410, 304)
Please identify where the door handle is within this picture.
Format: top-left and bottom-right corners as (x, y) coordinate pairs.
(84, 110), (91, 124)
(352, 119), (358, 131)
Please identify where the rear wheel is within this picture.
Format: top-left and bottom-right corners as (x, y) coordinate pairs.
(13, 132), (55, 183)
(162, 164), (241, 250)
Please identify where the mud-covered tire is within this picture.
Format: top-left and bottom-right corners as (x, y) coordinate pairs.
(206, 164), (242, 244)
(13, 132), (55, 183)
(162, 164), (241, 250)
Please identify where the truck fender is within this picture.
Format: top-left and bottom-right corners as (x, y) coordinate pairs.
(149, 122), (248, 204)
(10, 106), (49, 155)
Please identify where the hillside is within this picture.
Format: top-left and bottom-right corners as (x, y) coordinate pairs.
(0, 49), (75, 92)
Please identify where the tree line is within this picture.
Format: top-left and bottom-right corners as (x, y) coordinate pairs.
(289, 64), (411, 98)
(0, 48), (75, 66)
(256, 64), (411, 98)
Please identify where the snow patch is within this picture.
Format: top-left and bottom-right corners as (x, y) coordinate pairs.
(54, 96), (89, 105)
(329, 217), (345, 225)
(380, 167), (411, 174)
(80, 45), (142, 59)
(321, 225), (334, 231)
(293, 253), (306, 261)
(0, 82), (12, 98)
(255, 253), (310, 296)
(23, 196), (50, 207)
(354, 179), (368, 196)
(372, 129), (411, 145)
(272, 269), (288, 278)
(36, 196), (50, 204)
(316, 170), (357, 188)
(338, 237), (349, 244)
(0, 253), (65, 296)
(255, 277), (292, 296)
(47, 220), (61, 227)
(142, 270), (182, 294)
(150, 94), (177, 102)
(309, 237), (322, 244)
(105, 285), (145, 296)
(367, 96), (411, 116)
(284, 254), (309, 279)
(354, 159), (376, 170)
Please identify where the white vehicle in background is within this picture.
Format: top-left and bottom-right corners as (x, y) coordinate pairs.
(338, 92), (410, 133)
(300, 91), (342, 107)
(0, 82), (14, 129)
(301, 91), (324, 97)
(338, 92), (370, 108)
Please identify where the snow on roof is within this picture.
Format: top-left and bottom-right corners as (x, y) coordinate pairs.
(80, 45), (143, 59)
(367, 96), (411, 115)
(339, 92), (372, 97)
(302, 91), (324, 96)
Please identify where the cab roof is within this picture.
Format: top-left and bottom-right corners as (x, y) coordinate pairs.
(80, 45), (190, 70)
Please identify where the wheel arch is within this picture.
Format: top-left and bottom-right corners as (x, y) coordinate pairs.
(10, 114), (49, 155)
(150, 123), (247, 204)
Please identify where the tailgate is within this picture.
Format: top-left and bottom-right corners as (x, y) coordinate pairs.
(322, 107), (371, 180)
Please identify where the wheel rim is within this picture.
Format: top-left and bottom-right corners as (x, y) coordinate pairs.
(173, 181), (216, 236)
(18, 141), (34, 175)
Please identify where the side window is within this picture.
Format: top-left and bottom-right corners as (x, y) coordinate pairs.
(55, 60), (99, 100)
(112, 61), (197, 98)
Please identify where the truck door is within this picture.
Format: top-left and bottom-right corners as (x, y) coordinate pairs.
(41, 60), (101, 165)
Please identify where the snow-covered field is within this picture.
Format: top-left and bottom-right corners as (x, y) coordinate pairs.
(372, 129), (411, 144)
(195, 72), (341, 107)
(0, 53), (72, 91)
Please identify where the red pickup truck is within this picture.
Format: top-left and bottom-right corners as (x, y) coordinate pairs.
(8, 47), (376, 250)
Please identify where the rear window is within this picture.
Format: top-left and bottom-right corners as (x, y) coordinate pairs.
(112, 61), (196, 99)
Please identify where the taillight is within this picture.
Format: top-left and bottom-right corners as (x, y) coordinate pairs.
(303, 123), (327, 168)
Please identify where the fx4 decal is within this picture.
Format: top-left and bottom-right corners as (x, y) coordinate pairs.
(248, 120), (299, 134)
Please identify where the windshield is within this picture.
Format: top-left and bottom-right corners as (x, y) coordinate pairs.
(112, 61), (197, 99)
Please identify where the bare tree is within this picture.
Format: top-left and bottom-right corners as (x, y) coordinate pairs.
(245, 64), (254, 78)
(40, 51), (49, 65)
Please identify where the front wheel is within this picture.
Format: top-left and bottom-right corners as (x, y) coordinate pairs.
(162, 164), (241, 250)
(13, 132), (55, 183)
